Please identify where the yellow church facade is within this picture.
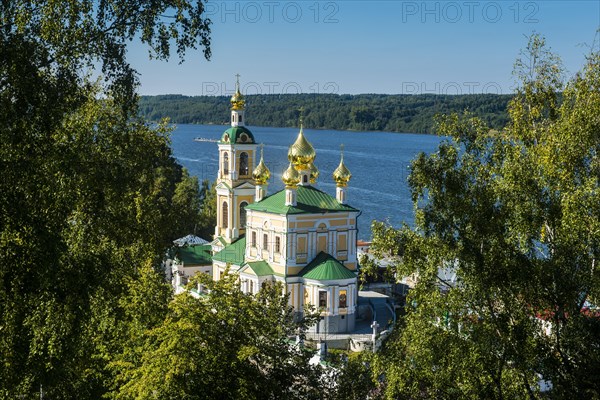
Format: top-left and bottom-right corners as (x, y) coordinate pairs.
(211, 77), (360, 333)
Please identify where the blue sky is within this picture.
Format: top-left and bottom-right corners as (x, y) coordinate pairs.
(131, 1), (599, 96)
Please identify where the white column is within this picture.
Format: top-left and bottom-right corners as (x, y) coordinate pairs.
(348, 284), (355, 313)
(228, 147), (234, 180)
(227, 199), (233, 240)
(349, 229), (357, 261)
(333, 286), (339, 315)
(232, 196), (238, 240)
(231, 150), (238, 180)
(288, 232), (296, 264)
(336, 186), (346, 204)
(268, 230), (273, 262)
(285, 188), (297, 206)
(255, 184), (266, 202)
(328, 231), (334, 255)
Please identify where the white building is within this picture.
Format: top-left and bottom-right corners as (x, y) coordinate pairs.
(210, 77), (361, 333)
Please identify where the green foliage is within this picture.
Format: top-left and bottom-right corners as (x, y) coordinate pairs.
(112, 270), (326, 399)
(197, 179), (217, 240)
(0, 87), (203, 398)
(0, 1), (211, 398)
(172, 168), (203, 236)
(170, 174), (216, 240)
(138, 93), (513, 134)
(328, 351), (380, 400)
(2, 1), (211, 110)
(370, 34), (600, 399)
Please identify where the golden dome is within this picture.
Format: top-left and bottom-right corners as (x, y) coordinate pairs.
(230, 74), (245, 111)
(230, 89), (245, 111)
(333, 150), (351, 187)
(288, 127), (316, 170)
(282, 162), (301, 188)
(308, 162), (319, 184)
(252, 147), (270, 185)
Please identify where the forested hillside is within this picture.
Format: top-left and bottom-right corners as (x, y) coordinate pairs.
(139, 93), (512, 133)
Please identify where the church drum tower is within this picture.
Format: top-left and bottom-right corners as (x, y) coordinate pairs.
(214, 75), (258, 243)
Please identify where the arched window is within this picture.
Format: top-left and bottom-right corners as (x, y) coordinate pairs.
(239, 114), (243, 123)
(223, 152), (229, 175)
(239, 152), (249, 176)
(319, 291), (327, 309)
(239, 201), (248, 228)
(222, 201), (228, 228)
(339, 290), (347, 308)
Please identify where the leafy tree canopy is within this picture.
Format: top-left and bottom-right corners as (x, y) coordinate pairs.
(2, 0), (211, 108)
(369, 34), (600, 399)
(138, 92), (513, 134)
(0, 1), (211, 397)
(112, 270), (326, 399)
(197, 178), (217, 239)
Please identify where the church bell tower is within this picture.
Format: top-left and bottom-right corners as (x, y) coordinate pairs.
(214, 75), (258, 243)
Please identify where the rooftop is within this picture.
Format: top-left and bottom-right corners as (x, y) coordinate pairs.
(220, 126), (255, 144)
(245, 185), (358, 215)
(298, 252), (357, 281)
(245, 260), (276, 277)
(212, 236), (246, 266)
(174, 244), (213, 265)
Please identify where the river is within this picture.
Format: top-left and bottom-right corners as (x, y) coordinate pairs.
(171, 124), (444, 240)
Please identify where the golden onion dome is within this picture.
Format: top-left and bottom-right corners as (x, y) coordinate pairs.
(333, 155), (351, 187)
(230, 89), (245, 111)
(308, 162), (319, 184)
(252, 150), (270, 185)
(230, 74), (245, 111)
(282, 162), (301, 187)
(288, 127), (316, 170)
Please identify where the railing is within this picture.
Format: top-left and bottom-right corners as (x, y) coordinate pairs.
(303, 332), (373, 341)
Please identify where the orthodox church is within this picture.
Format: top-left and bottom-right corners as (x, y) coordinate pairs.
(210, 77), (360, 333)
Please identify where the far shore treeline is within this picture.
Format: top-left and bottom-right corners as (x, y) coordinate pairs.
(139, 93), (512, 134)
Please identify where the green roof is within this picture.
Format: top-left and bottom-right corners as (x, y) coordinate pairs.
(299, 252), (357, 281)
(175, 244), (212, 265)
(212, 236), (246, 266)
(245, 185), (358, 215)
(220, 126), (255, 144)
(246, 260), (274, 276)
